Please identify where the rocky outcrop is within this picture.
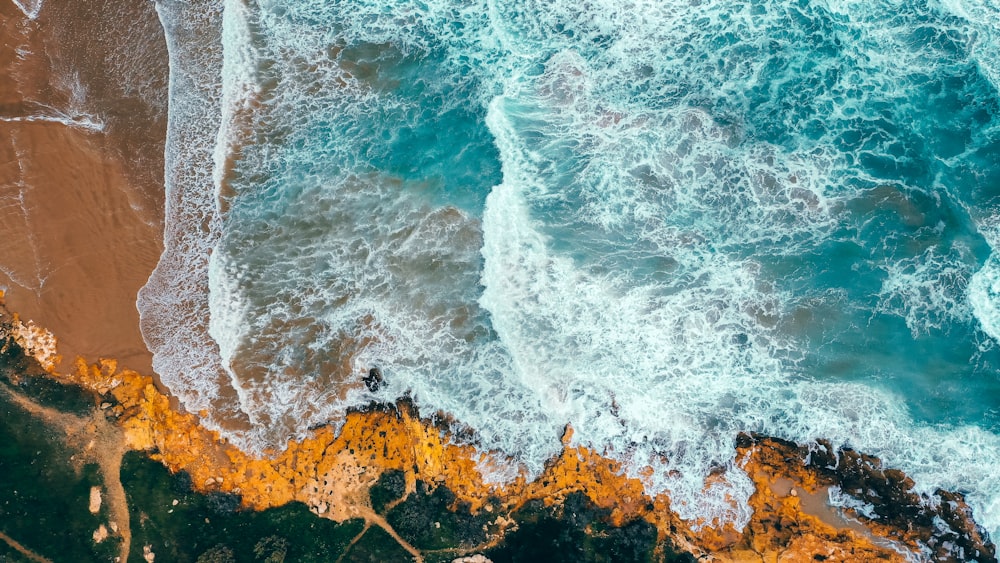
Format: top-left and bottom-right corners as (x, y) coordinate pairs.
(0, 302), (995, 562)
(804, 437), (995, 562)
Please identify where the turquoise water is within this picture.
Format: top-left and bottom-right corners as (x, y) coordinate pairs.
(141, 0), (1000, 535)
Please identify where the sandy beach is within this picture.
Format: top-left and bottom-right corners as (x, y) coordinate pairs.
(0, 0), (168, 373)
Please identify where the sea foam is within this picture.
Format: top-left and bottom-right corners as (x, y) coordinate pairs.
(140, 0), (1000, 538)
(10, 0), (42, 20)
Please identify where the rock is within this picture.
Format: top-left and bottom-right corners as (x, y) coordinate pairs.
(89, 486), (102, 514)
(3, 326), (989, 563)
(363, 367), (383, 392)
(92, 525), (108, 543)
(142, 545), (155, 563)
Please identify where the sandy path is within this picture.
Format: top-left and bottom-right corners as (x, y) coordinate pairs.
(362, 508), (425, 563)
(0, 530), (54, 563)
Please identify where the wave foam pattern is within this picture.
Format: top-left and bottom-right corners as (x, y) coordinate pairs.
(141, 0), (1000, 535)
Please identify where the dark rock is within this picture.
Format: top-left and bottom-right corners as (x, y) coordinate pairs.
(363, 367), (383, 392)
(205, 491), (243, 514)
(805, 437), (996, 563)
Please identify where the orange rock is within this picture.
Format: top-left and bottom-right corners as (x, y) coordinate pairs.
(53, 356), (927, 561)
(1, 298), (977, 561)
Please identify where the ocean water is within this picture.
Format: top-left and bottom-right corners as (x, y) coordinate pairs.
(140, 0), (1000, 536)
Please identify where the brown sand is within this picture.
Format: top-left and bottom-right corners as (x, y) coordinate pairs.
(0, 0), (168, 374)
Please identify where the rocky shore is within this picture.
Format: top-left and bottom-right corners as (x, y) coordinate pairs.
(0, 302), (995, 562)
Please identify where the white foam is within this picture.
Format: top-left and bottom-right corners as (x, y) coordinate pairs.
(479, 82), (820, 527)
(969, 257), (1000, 342)
(10, 0), (42, 20)
(212, 0), (260, 195)
(939, 0), (1000, 93)
(0, 113), (104, 132)
(969, 216), (1000, 346)
(878, 244), (975, 337)
(2, 69), (105, 132)
(138, 0), (245, 439)
(476, 43), (1000, 535)
(140, 0), (1000, 540)
(828, 486), (878, 520)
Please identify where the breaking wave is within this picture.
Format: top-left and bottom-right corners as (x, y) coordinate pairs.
(141, 0), (1000, 536)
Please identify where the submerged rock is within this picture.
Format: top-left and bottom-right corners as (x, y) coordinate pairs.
(363, 367), (383, 392)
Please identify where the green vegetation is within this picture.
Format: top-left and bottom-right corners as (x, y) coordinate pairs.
(368, 469), (406, 515)
(339, 526), (413, 563)
(0, 392), (118, 562)
(0, 337), (93, 416)
(485, 493), (694, 563)
(386, 479), (498, 551)
(122, 452), (364, 562)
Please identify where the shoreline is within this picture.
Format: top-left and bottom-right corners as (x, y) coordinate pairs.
(1, 300), (995, 561)
(1, 1), (998, 560)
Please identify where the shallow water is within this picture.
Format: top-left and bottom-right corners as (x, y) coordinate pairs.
(140, 0), (1000, 535)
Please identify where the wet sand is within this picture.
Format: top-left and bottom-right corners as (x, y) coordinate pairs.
(0, 0), (168, 373)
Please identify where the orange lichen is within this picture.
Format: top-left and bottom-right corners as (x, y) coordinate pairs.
(4, 292), (971, 562)
(48, 355), (926, 562)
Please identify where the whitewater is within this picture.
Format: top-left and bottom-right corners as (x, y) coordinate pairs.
(139, 0), (1000, 536)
